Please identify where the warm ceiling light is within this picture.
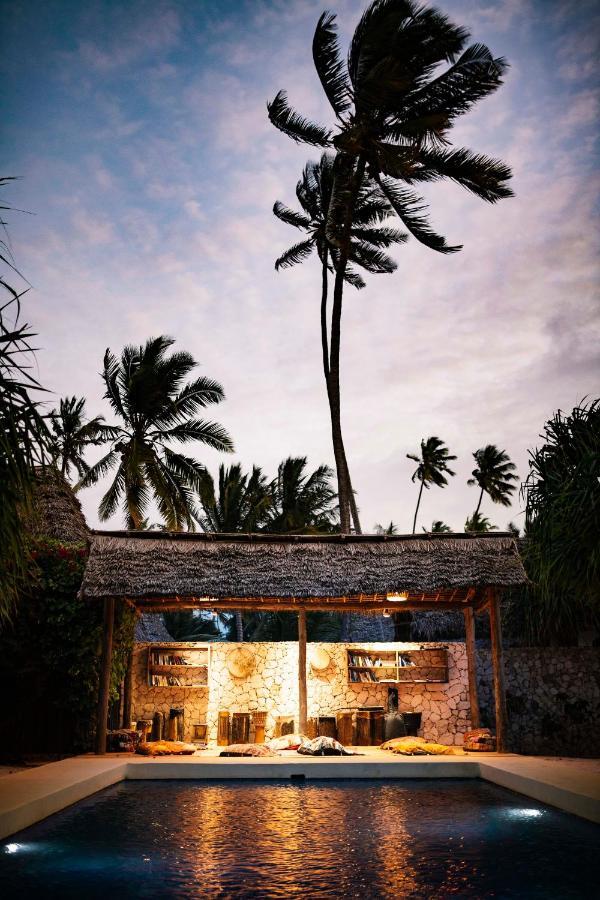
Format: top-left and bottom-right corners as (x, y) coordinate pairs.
(382, 610), (391, 618)
(197, 596), (217, 602)
(386, 592), (409, 602)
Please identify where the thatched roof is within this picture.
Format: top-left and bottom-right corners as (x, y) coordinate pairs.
(27, 468), (89, 544)
(81, 532), (526, 609)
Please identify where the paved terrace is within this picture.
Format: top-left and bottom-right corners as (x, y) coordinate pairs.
(1, 751), (599, 840)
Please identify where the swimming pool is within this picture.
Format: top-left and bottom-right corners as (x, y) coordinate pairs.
(1, 779), (597, 898)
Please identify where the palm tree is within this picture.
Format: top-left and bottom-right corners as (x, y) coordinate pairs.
(468, 444), (518, 516)
(274, 153), (407, 533)
(79, 336), (233, 530)
(265, 456), (338, 534)
(197, 463), (272, 534)
(465, 511), (497, 533)
(268, 1), (512, 530)
(49, 396), (115, 481)
(424, 520), (452, 533)
(197, 462), (272, 640)
(374, 520), (398, 534)
(407, 436), (456, 533)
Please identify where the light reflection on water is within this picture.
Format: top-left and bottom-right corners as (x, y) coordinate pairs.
(0, 779), (597, 899)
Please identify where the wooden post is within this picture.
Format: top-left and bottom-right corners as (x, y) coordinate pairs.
(121, 650), (133, 730)
(298, 608), (307, 734)
(463, 606), (481, 729)
(95, 596), (115, 755)
(488, 589), (508, 752)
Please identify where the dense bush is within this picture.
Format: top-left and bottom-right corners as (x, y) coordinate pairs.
(0, 537), (135, 758)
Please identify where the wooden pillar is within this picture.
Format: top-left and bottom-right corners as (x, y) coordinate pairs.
(463, 606), (480, 729)
(121, 650), (133, 730)
(298, 608), (307, 735)
(95, 596), (115, 755)
(488, 589), (508, 752)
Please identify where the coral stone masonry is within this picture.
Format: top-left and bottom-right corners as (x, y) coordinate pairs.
(131, 642), (471, 746)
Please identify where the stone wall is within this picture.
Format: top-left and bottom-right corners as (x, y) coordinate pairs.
(476, 647), (600, 757)
(131, 641), (471, 746)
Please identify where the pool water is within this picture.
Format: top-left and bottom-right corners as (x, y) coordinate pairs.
(1, 779), (597, 898)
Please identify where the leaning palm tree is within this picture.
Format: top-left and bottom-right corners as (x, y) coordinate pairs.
(465, 511), (497, 533)
(407, 436), (456, 533)
(49, 396), (115, 482)
(197, 462), (272, 640)
(268, 1), (512, 530)
(79, 336), (233, 530)
(274, 153), (407, 533)
(468, 444), (518, 516)
(264, 456), (338, 534)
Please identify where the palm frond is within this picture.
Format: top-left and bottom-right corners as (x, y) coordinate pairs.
(273, 201), (311, 229)
(156, 418), (234, 452)
(312, 12), (352, 117)
(267, 91), (332, 147)
(348, 240), (398, 274)
(274, 238), (315, 270)
(351, 224), (408, 247)
(377, 176), (461, 253)
(410, 147), (513, 202)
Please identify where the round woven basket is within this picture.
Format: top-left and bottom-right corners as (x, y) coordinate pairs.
(227, 647), (255, 679)
(310, 646), (331, 673)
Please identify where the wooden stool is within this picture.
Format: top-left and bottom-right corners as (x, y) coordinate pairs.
(231, 712), (251, 744)
(252, 711), (267, 744)
(355, 710), (371, 745)
(274, 716), (295, 737)
(370, 710), (385, 745)
(306, 717), (318, 739)
(336, 712), (354, 746)
(217, 711), (230, 746)
(317, 716), (337, 739)
(136, 720), (152, 744)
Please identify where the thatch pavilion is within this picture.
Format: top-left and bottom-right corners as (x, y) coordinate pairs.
(80, 531), (527, 754)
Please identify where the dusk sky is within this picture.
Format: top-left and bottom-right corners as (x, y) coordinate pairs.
(3, 0), (599, 533)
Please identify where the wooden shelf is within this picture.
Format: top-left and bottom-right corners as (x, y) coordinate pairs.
(147, 644), (211, 688)
(347, 648), (448, 685)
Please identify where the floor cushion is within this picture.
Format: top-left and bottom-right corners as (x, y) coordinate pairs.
(219, 743), (277, 757)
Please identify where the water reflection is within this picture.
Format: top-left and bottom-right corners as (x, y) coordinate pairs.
(0, 780), (597, 899)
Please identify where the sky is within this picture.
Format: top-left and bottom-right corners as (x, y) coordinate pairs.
(2, 0), (599, 533)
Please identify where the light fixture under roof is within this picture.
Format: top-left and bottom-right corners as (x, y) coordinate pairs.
(386, 592), (409, 602)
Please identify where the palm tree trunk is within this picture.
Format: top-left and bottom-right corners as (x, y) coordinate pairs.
(329, 156), (367, 533)
(412, 479), (425, 534)
(475, 488), (484, 516)
(235, 611), (244, 642)
(320, 252), (362, 534)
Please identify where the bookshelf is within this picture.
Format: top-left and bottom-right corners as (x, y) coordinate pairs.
(346, 647), (448, 684)
(147, 644), (210, 688)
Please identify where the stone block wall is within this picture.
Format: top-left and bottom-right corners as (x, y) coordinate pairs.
(476, 647), (600, 757)
(131, 641), (471, 746)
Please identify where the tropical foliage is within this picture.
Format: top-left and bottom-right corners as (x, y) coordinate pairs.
(464, 511), (497, 533)
(49, 396), (114, 481)
(425, 520), (452, 533)
(264, 456), (338, 534)
(517, 399), (600, 642)
(407, 436), (456, 533)
(79, 336), (233, 530)
(268, 0), (512, 529)
(197, 463), (271, 533)
(0, 179), (49, 620)
(468, 444), (518, 515)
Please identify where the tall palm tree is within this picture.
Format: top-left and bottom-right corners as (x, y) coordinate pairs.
(49, 396), (115, 481)
(197, 462), (272, 640)
(407, 436), (456, 533)
(268, 1), (512, 530)
(465, 511), (497, 533)
(274, 153), (407, 533)
(468, 444), (517, 516)
(79, 336), (233, 530)
(265, 456), (338, 534)
(374, 520), (398, 534)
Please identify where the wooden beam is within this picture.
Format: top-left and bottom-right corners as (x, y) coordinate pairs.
(488, 588), (508, 752)
(121, 649), (133, 730)
(298, 609), (307, 735)
(95, 596), (115, 755)
(132, 600), (472, 613)
(463, 607), (480, 729)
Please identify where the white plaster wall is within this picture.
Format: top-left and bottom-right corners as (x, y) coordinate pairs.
(132, 641), (471, 746)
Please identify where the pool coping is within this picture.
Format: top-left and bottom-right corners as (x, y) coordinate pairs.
(0, 752), (598, 839)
